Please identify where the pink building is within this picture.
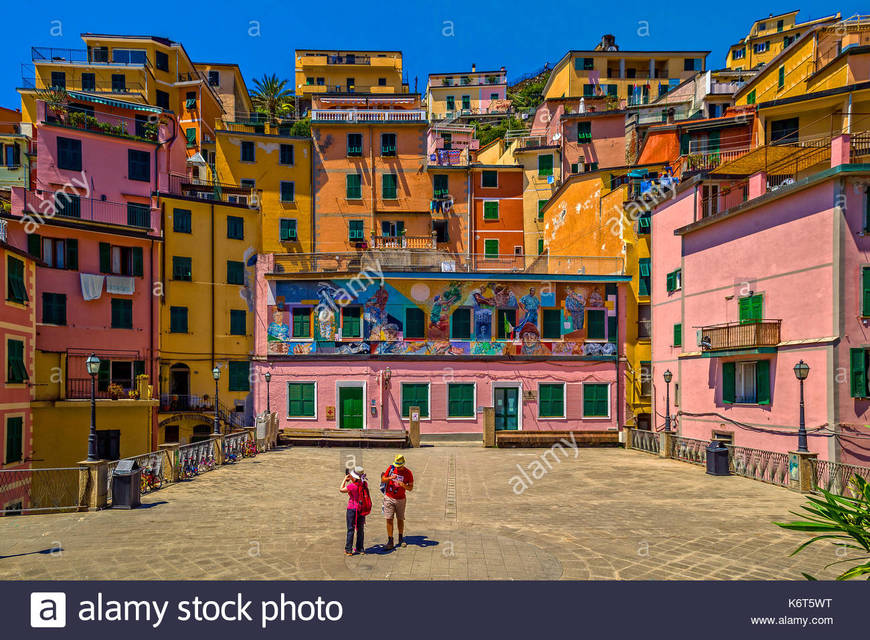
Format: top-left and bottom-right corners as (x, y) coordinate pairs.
(426, 124), (479, 166)
(3, 93), (185, 450)
(252, 254), (630, 435)
(651, 133), (870, 465)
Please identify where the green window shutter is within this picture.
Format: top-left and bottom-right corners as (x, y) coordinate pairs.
(173, 208), (192, 233)
(740, 294), (762, 322)
(637, 212), (650, 233)
(405, 308), (424, 339)
(777, 66), (785, 89)
(673, 323), (682, 346)
(292, 308), (311, 337)
(7, 339), (27, 383)
(342, 307), (361, 337)
(288, 383), (315, 417)
(280, 182), (294, 202)
(587, 309), (606, 339)
(433, 174), (449, 198)
(708, 130), (720, 152)
(346, 174), (361, 199)
(227, 215), (244, 239)
(97, 360), (110, 391)
(577, 121), (592, 142)
(7, 257), (28, 303)
(484, 239), (499, 257)
(666, 271), (675, 292)
(751, 294), (762, 321)
(538, 154), (554, 177)
(66, 238), (79, 271)
(280, 219), (297, 241)
(228, 361), (250, 392)
(539, 383), (564, 417)
(402, 383), (429, 417)
(5, 416), (23, 464)
(747, 89), (756, 105)
(679, 133), (690, 155)
(131, 246), (143, 277)
(538, 238), (544, 255)
(722, 362), (736, 403)
(482, 171), (498, 188)
(27, 233), (41, 258)
(755, 360), (771, 404)
(538, 199), (547, 220)
(542, 309), (561, 339)
(638, 258), (651, 297)
(583, 383), (609, 417)
(185, 128), (196, 145)
(607, 314), (617, 344)
(450, 308), (471, 339)
(851, 348), (868, 397)
(448, 383), (474, 417)
(111, 299), (132, 329)
(227, 261), (244, 285)
(862, 268), (870, 316)
(230, 309), (246, 336)
(483, 201), (499, 219)
(348, 220), (364, 241)
(382, 174), (397, 199)
(169, 306), (188, 333)
(99, 242), (111, 273)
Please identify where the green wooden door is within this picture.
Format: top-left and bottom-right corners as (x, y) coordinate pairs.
(494, 387), (519, 430)
(339, 386), (363, 429)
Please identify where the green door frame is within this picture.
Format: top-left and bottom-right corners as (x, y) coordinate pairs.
(338, 383), (365, 429)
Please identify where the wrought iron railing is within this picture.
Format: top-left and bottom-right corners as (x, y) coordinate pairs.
(17, 189), (158, 232)
(670, 436), (710, 464)
(810, 459), (870, 498)
(630, 428), (660, 454)
(727, 445), (790, 487)
(0, 467), (84, 514)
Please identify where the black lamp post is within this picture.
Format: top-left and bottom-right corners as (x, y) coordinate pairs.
(264, 371), (271, 414)
(663, 369), (673, 432)
(86, 353), (100, 461)
(212, 366), (221, 436)
(794, 360), (810, 453)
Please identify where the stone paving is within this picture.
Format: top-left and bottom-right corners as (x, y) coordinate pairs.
(0, 445), (845, 580)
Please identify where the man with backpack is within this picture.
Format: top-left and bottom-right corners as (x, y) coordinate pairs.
(340, 466), (371, 556)
(381, 454), (414, 550)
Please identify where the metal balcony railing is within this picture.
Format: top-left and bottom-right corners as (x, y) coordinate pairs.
(32, 47), (151, 69)
(164, 172), (256, 204)
(18, 189), (158, 232)
(699, 319), (782, 351)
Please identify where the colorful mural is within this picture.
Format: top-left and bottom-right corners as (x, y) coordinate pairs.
(266, 279), (618, 358)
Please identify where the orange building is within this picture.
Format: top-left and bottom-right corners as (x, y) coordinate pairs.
(470, 165), (524, 262)
(310, 95), (434, 253)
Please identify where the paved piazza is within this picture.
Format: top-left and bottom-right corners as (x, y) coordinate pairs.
(0, 445), (844, 580)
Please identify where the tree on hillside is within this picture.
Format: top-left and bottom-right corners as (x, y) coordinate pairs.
(250, 74), (294, 122)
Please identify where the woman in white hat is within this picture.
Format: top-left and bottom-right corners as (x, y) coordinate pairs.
(340, 466), (367, 555)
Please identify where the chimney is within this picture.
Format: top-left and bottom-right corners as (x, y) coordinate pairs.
(471, 63), (476, 72)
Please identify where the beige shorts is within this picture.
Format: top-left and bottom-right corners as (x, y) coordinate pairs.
(383, 495), (406, 520)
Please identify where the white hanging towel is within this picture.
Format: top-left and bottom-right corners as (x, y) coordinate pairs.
(80, 273), (105, 301)
(106, 276), (135, 295)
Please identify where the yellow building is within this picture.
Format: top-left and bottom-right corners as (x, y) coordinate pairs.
(25, 34), (226, 157)
(294, 50), (406, 102)
(193, 62), (254, 121)
(426, 66), (507, 121)
(733, 15), (870, 145)
(157, 193), (261, 444)
(725, 10), (841, 71)
(212, 120), (314, 254)
(542, 36), (709, 106)
(477, 134), (562, 257)
(542, 165), (666, 428)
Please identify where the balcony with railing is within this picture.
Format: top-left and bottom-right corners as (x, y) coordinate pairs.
(163, 172), (256, 205)
(14, 188), (158, 233)
(20, 73), (146, 97)
(699, 320), (782, 352)
(31, 47), (151, 70)
(675, 146), (752, 174)
(311, 109), (426, 123)
(42, 107), (161, 144)
(269, 252), (625, 276)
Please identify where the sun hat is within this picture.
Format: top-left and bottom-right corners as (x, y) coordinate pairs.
(354, 465), (365, 477)
(349, 468), (360, 480)
(394, 454), (405, 467)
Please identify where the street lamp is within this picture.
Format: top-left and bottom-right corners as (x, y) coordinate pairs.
(793, 360), (810, 453)
(663, 369), (673, 432)
(212, 366), (221, 436)
(86, 354), (100, 461)
(264, 371), (272, 414)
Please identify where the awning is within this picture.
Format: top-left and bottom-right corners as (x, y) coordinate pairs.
(66, 91), (162, 113)
(186, 152), (207, 166)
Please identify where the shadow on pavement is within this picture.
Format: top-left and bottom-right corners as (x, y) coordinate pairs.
(366, 535), (439, 554)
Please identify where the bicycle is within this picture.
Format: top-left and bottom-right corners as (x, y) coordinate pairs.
(140, 465), (163, 492)
(242, 440), (258, 458)
(180, 458), (198, 480)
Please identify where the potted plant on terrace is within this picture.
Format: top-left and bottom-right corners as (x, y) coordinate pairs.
(107, 383), (124, 400)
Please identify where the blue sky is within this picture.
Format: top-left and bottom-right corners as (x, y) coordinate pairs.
(1, 2), (861, 108)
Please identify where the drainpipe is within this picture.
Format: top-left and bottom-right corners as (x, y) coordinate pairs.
(211, 201), (215, 373)
(149, 235), (157, 450)
(467, 168), (472, 264)
(370, 124), (376, 227)
(310, 139), (316, 253)
(379, 370), (385, 429)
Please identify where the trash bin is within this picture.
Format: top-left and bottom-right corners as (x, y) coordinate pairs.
(705, 440), (730, 476)
(112, 459), (142, 509)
